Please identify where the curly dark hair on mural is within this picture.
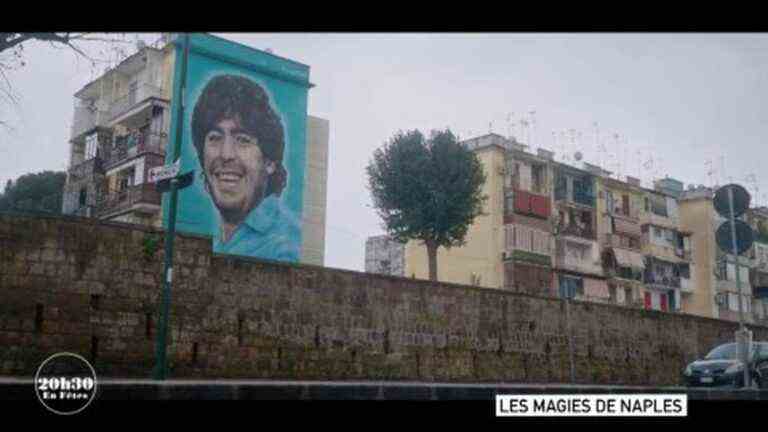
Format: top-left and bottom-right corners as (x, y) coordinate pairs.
(191, 74), (287, 197)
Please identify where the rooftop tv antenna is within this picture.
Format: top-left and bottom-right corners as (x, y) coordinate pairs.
(705, 159), (714, 188)
(529, 110), (537, 149)
(568, 128), (577, 164)
(507, 113), (514, 140)
(560, 130), (569, 162)
(520, 118), (530, 146)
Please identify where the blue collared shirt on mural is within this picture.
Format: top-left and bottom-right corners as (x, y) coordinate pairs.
(213, 195), (301, 262)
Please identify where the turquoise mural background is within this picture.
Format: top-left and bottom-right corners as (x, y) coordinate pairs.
(163, 34), (311, 262)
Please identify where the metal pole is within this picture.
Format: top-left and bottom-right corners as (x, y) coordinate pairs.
(153, 33), (190, 381)
(727, 187), (750, 388)
(566, 295), (576, 383)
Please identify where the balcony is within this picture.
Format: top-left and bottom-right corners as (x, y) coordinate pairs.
(67, 157), (104, 182)
(554, 255), (603, 276)
(644, 273), (681, 289)
(680, 277), (694, 293)
(104, 132), (166, 169)
(639, 212), (678, 230)
(750, 269), (768, 289)
(108, 83), (165, 123)
(603, 233), (641, 251)
(512, 189), (551, 219)
(674, 247), (693, 261)
(71, 104), (109, 139)
(95, 183), (161, 218)
(558, 223), (596, 241)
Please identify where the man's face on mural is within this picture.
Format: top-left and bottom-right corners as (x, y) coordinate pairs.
(203, 117), (274, 220)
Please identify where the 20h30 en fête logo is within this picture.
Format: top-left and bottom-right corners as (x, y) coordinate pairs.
(34, 353), (98, 415)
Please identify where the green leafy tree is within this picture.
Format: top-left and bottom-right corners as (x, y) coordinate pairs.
(0, 171), (67, 213)
(367, 129), (486, 281)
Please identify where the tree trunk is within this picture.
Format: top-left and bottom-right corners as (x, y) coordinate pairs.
(426, 240), (438, 281)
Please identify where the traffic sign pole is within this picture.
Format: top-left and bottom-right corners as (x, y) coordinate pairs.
(727, 187), (751, 388)
(153, 33), (190, 381)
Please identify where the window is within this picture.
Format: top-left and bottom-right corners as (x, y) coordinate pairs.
(622, 194), (630, 216)
(728, 293), (739, 311)
(608, 285), (617, 303)
(532, 164), (544, 193)
(625, 288), (633, 304)
(650, 194), (668, 217)
(85, 133), (98, 160)
(118, 168), (135, 192)
(78, 188), (87, 206)
(628, 237), (639, 250)
(679, 263), (691, 279)
(505, 196), (514, 214)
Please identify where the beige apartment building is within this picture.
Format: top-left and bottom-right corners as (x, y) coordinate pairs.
(401, 132), (768, 324)
(680, 188), (768, 325)
(404, 134), (507, 288)
(61, 35), (329, 265)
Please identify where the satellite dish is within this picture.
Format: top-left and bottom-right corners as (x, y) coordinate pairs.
(574, 151), (583, 161)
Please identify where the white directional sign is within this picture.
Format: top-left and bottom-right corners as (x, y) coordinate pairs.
(148, 160), (180, 183)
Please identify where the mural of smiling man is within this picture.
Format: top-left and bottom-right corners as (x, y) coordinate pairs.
(191, 74), (300, 261)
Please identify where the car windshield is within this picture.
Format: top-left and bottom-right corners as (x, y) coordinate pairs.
(704, 343), (758, 360)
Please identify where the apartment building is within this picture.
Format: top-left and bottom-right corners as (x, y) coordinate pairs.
(62, 39), (172, 226)
(595, 172), (646, 308)
(746, 207), (768, 325)
(638, 178), (694, 312)
(61, 35), (330, 265)
(502, 142), (554, 295)
(396, 131), (768, 323)
(679, 186), (762, 323)
(403, 134), (507, 288)
(551, 161), (607, 302)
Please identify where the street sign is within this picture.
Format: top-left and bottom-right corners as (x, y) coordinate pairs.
(716, 220), (754, 255)
(148, 160), (180, 184)
(714, 184), (750, 219)
(156, 170), (194, 193)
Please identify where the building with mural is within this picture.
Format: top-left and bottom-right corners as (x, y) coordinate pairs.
(61, 34), (329, 266)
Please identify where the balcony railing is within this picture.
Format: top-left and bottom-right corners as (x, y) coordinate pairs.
(643, 273), (681, 289)
(95, 183), (161, 217)
(71, 104), (109, 139)
(675, 248), (693, 261)
(108, 83), (164, 121)
(104, 132), (166, 168)
(558, 223), (595, 240)
(67, 157), (104, 181)
(554, 256), (603, 276)
(603, 233), (641, 251)
(680, 277), (693, 293)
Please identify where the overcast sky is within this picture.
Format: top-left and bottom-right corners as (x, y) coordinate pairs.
(2, 33), (768, 271)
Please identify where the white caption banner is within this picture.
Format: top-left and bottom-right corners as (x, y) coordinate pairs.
(496, 394), (688, 417)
